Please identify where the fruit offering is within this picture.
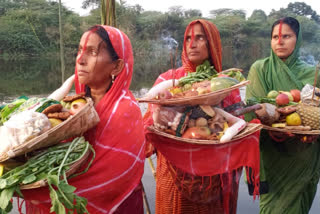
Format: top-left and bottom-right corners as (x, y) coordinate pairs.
(152, 105), (246, 143)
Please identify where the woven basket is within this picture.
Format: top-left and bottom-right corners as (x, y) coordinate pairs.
(0, 97), (99, 162)
(147, 123), (262, 145)
(139, 80), (250, 106)
(262, 125), (320, 135)
(20, 149), (90, 190)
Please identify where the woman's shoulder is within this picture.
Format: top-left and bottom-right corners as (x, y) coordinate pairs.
(250, 57), (269, 71)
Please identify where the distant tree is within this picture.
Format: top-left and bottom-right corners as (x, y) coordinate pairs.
(248, 10), (267, 22)
(287, 2), (320, 24)
(209, 8), (246, 19)
(184, 9), (202, 18)
(168, 6), (184, 17)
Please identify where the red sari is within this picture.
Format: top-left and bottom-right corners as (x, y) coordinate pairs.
(143, 19), (260, 214)
(23, 26), (145, 214)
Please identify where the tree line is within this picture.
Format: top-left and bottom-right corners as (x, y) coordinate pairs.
(0, 0), (319, 88)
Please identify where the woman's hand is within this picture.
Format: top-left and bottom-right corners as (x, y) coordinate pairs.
(268, 131), (293, 142)
(295, 134), (319, 143)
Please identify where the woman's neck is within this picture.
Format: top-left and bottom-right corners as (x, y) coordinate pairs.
(89, 81), (112, 106)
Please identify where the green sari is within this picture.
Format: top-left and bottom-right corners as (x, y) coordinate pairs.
(246, 25), (320, 214)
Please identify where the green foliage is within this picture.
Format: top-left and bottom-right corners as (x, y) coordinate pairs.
(1, 0), (319, 88)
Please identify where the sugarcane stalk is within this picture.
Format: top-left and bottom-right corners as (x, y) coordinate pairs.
(311, 63), (319, 105)
(147, 157), (156, 180)
(141, 182), (151, 214)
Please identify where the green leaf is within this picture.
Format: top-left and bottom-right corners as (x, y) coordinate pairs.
(0, 187), (15, 210)
(22, 174), (37, 184)
(49, 186), (66, 214)
(58, 182), (76, 194)
(0, 180), (7, 189)
(47, 175), (59, 186)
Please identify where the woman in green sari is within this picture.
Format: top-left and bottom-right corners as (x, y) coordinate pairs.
(246, 17), (320, 214)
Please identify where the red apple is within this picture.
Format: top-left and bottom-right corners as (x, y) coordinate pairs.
(69, 99), (87, 115)
(182, 127), (211, 139)
(276, 93), (290, 106)
(158, 90), (172, 99)
(290, 89), (301, 102)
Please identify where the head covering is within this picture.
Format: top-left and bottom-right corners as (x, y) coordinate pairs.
(246, 19), (319, 98)
(23, 26), (145, 214)
(182, 19), (222, 73)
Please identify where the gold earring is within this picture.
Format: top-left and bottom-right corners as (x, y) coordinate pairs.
(112, 74), (115, 83)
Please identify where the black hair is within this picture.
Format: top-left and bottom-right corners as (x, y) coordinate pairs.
(88, 25), (119, 61)
(84, 25), (119, 97)
(271, 17), (300, 38)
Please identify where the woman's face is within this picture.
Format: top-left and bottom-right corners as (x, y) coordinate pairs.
(271, 23), (297, 60)
(76, 31), (115, 89)
(185, 23), (209, 66)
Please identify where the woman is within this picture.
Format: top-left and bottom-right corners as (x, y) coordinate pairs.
(144, 19), (260, 214)
(22, 25), (145, 213)
(246, 17), (320, 214)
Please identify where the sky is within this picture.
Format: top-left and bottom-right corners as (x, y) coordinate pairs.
(62, 0), (320, 17)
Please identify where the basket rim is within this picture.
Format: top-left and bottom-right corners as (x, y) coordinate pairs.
(138, 80), (250, 105)
(262, 125), (320, 135)
(147, 122), (262, 145)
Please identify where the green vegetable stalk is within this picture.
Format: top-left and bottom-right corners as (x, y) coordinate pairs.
(179, 60), (217, 87)
(0, 137), (95, 214)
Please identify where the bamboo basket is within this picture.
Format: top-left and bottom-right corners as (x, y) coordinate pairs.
(139, 80), (250, 106)
(262, 125), (320, 135)
(147, 123), (262, 145)
(20, 149), (90, 190)
(0, 97), (99, 162)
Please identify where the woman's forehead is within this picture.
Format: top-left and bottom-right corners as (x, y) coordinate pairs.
(80, 31), (103, 46)
(272, 23), (294, 35)
(186, 23), (205, 35)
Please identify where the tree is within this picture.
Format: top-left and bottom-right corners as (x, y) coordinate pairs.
(209, 8), (246, 19)
(248, 10), (267, 23)
(184, 9), (202, 18)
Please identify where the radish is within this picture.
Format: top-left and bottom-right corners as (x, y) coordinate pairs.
(144, 79), (179, 99)
(213, 107), (246, 143)
(48, 75), (75, 101)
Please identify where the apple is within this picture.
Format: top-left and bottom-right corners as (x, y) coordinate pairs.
(280, 91), (294, 102)
(267, 90), (279, 99)
(182, 127), (211, 139)
(276, 93), (290, 106)
(70, 98), (87, 115)
(290, 89), (301, 102)
(158, 90), (172, 99)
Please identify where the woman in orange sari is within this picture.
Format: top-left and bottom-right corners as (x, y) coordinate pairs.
(22, 25), (145, 214)
(144, 19), (260, 214)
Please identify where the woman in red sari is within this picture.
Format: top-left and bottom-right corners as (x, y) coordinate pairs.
(143, 19), (260, 214)
(22, 25), (145, 214)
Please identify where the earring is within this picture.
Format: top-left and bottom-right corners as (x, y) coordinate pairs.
(112, 74), (115, 83)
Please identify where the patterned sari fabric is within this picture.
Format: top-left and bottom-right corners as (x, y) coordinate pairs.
(23, 26), (145, 214)
(143, 19), (260, 214)
(246, 23), (320, 214)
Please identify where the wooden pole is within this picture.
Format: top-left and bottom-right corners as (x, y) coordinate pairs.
(58, 0), (65, 83)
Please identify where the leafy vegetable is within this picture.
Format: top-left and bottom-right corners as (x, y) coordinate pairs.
(246, 97), (297, 106)
(0, 137), (95, 214)
(179, 60), (217, 86)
